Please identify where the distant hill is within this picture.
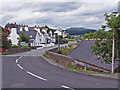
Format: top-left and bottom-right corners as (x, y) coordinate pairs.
(66, 27), (97, 35)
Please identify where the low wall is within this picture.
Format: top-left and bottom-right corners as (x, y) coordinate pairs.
(4, 47), (31, 55)
(48, 48), (58, 53)
(46, 51), (74, 66)
(46, 48), (110, 73)
(74, 60), (110, 73)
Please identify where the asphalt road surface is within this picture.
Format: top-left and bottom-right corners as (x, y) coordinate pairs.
(2, 56), (118, 88)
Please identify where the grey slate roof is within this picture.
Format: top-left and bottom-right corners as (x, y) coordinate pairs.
(17, 30), (37, 39)
(68, 40), (118, 71)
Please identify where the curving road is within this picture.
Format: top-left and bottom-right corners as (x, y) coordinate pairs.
(2, 55), (118, 88)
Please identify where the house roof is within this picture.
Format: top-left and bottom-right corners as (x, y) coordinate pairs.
(17, 30), (37, 39)
(7, 23), (20, 28)
(68, 40), (118, 71)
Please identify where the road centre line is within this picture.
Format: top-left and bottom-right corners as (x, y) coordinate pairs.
(27, 71), (47, 81)
(19, 56), (22, 59)
(61, 85), (75, 90)
(16, 56), (23, 63)
(17, 64), (23, 70)
(16, 59), (18, 63)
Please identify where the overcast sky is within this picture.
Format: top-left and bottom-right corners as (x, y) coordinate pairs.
(0, 0), (119, 30)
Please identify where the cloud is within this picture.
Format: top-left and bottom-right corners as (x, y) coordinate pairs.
(1, 1), (119, 30)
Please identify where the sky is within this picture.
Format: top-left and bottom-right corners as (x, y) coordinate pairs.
(0, 0), (119, 30)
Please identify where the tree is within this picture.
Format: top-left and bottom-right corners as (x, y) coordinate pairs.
(45, 25), (55, 34)
(84, 13), (120, 64)
(2, 32), (12, 49)
(18, 32), (30, 44)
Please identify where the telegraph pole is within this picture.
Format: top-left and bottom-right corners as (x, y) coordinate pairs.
(111, 12), (118, 73)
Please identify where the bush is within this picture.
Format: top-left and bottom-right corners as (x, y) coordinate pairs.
(12, 45), (19, 48)
(20, 46), (29, 48)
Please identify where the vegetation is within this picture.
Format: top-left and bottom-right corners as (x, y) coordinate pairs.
(55, 35), (68, 44)
(2, 32), (12, 49)
(84, 13), (120, 64)
(43, 54), (50, 58)
(66, 38), (76, 41)
(60, 44), (77, 55)
(45, 25), (55, 35)
(68, 67), (110, 74)
(66, 29), (96, 35)
(18, 32), (30, 45)
(73, 43), (79, 45)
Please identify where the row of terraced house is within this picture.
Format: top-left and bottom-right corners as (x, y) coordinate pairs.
(5, 22), (68, 48)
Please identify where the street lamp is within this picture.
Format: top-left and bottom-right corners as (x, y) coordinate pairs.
(111, 12), (118, 73)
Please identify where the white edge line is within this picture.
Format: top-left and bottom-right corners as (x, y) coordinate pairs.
(27, 71), (47, 81)
(17, 64), (23, 70)
(61, 85), (74, 90)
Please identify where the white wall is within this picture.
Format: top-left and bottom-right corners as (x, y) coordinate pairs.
(24, 27), (28, 31)
(8, 28), (20, 45)
(54, 30), (62, 36)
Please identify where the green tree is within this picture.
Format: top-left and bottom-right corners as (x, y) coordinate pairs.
(18, 32), (30, 44)
(84, 13), (120, 64)
(2, 32), (12, 49)
(45, 25), (55, 34)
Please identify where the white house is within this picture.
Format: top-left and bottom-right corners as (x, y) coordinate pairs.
(54, 29), (62, 36)
(7, 28), (19, 45)
(17, 28), (42, 47)
(7, 23), (56, 47)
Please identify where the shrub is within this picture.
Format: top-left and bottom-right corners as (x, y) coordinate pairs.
(12, 45), (19, 48)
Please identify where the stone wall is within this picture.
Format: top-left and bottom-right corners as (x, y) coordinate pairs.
(48, 48), (58, 53)
(46, 51), (74, 66)
(46, 48), (110, 73)
(4, 47), (31, 55)
(73, 60), (110, 73)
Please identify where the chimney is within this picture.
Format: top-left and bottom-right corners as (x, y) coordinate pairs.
(20, 25), (23, 31)
(24, 25), (29, 31)
(11, 28), (17, 34)
(15, 22), (16, 25)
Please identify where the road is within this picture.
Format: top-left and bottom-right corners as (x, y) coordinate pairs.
(2, 43), (119, 88)
(2, 55), (118, 88)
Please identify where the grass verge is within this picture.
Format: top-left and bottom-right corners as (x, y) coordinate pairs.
(68, 67), (111, 74)
(43, 54), (112, 74)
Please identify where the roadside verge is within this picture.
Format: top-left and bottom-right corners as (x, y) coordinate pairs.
(42, 55), (119, 80)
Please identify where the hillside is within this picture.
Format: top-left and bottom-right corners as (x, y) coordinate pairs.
(66, 27), (97, 35)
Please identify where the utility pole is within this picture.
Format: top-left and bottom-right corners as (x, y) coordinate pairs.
(111, 12), (118, 73)
(112, 32), (115, 73)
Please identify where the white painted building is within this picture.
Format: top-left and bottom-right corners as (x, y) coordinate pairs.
(54, 29), (62, 36)
(7, 23), (56, 47)
(7, 28), (19, 45)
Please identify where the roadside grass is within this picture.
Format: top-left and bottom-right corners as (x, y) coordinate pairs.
(66, 38), (76, 41)
(43, 54), (112, 74)
(73, 43), (79, 45)
(68, 67), (111, 74)
(60, 44), (77, 55)
(43, 54), (50, 58)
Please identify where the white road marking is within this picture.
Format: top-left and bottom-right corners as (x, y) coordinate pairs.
(16, 56), (23, 63)
(17, 64), (23, 70)
(27, 71), (47, 81)
(61, 85), (75, 90)
(16, 59), (18, 63)
(19, 56), (22, 59)
(96, 83), (100, 85)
